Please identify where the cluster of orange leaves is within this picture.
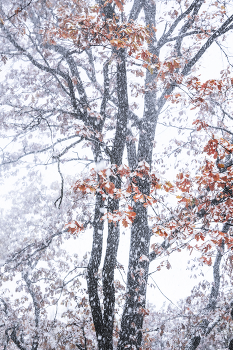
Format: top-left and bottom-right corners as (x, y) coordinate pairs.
(54, 0), (233, 263)
(67, 127), (233, 262)
(67, 162), (175, 233)
(43, 1), (154, 62)
(43, 0), (190, 79)
(66, 130), (233, 265)
(185, 75), (233, 110)
(147, 121), (233, 266)
(177, 133), (233, 256)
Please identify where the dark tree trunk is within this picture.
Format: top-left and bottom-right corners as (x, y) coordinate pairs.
(87, 16), (129, 346)
(117, 201), (150, 350)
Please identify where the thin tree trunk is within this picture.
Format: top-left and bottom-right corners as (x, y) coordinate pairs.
(185, 231), (226, 350)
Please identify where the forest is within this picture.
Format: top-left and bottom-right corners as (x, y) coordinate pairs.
(0, 0), (233, 349)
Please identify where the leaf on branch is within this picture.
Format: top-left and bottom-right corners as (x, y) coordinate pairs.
(66, 221), (84, 235)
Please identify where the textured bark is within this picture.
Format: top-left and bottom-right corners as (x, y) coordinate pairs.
(118, 1), (158, 348)
(86, 49), (111, 350)
(117, 201), (150, 350)
(228, 290), (233, 349)
(102, 194), (120, 350)
(186, 336), (201, 350)
(87, 17), (129, 347)
(87, 190), (105, 349)
(119, 0), (233, 347)
(184, 232), (226, 350)
(101, 46), (129, 350)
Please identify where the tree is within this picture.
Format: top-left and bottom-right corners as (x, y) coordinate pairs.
(1, 0), (233, 349)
